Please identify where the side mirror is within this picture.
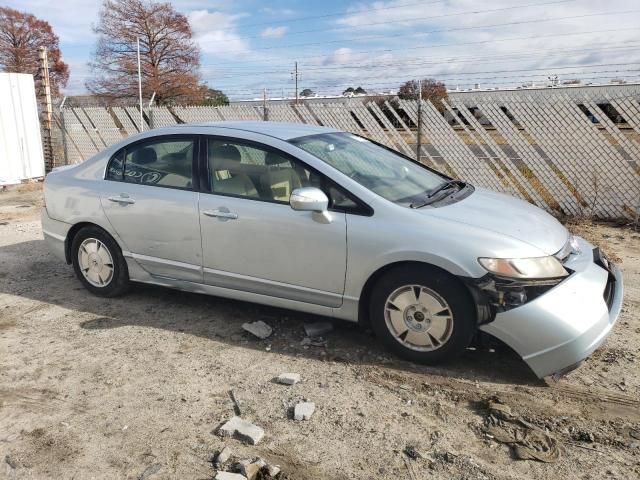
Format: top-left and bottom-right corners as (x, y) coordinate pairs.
(289, 187), (329, 212)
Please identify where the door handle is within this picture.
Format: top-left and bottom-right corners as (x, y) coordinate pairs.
(108, 195), (136, 205)
(202, 209), (238, 220)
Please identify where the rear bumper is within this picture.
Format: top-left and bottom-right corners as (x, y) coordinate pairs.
(480, 237), (623, 378)
(41, 208), (71, 262)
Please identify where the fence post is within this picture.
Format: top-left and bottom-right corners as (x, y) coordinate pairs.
(59, 107), (69, 166)
(37, 46), (54, 172)
(416, 80), (422, 162)
(263, 88), (269, 121)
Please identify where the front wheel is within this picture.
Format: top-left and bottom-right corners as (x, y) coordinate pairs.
(71, 226), (130, 297)
(369, 265), (476, 364)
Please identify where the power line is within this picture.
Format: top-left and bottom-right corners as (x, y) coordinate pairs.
(238, 0), (573, 41)
(197, 10), (640, 53)
(195, 44), (640, 79)
(205, 67), (640, 95)
(70, 47), (640, 82)
(198, 27), (640, 69)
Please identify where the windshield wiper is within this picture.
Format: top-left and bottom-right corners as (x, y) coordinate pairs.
(409, 180), (466, 208)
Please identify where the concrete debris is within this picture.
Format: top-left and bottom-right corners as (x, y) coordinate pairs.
(242, 321), (273, 339)
(218, 416), (265, 445)
(241, 463), (259, 480)
(240, 459), (266, 480)
(215, 446), (233, 467)
(267, 464), (281, 477)
(277, 373), (301, 385)
(294, 401), (316, 421)
(303, 321), (333, 337)
(215, 472), (247, 480)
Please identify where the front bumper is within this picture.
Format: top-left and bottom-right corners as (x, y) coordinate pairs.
(479, 237), (624, 378)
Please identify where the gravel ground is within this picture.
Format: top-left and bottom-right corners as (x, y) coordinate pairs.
(1, 184), (639, 480)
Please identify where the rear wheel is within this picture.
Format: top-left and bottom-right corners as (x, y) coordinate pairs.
(71, 226), (130, 297)
(369, 265), (476, 363)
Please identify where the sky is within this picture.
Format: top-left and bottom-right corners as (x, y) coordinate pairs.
(4, 0), (640, 100)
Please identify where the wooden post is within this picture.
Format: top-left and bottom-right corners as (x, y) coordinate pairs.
(37, 46), (54, 172)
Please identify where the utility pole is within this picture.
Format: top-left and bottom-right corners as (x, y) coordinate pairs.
(137, 36), (144, 132)
(291, 61), (299, 104)
(263, 88), (268, 121)
(37, 46), (54, 173)
(416, 79), (422, 163)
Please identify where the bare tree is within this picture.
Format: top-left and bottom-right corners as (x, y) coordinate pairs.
(0, 7), (69, 96)
(88, 0), (203, 104)
(398, 78), (448, 112)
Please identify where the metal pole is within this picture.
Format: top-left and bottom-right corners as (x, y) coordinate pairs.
(263, 88), (268, 121)
(416, 79), (422, 162)
(148, 91), (156, 129)
(295, 61), (298, 105)
(137, 36), (144, 132)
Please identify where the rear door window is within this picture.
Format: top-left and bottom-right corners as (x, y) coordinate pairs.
(107, 137), (195, 189)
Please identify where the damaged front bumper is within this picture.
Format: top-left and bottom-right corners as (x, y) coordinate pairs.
(478, 236), (624, 378)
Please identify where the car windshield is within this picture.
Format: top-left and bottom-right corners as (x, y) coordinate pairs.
(290, 132), (447, 206)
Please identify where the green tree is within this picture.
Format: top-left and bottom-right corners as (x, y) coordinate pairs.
(300, 88), (315, 97)
(354, 86), (366, 94)
(202, 88), (229, 106)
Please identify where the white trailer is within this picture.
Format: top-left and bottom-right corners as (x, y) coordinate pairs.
(0, 73), (45, 185)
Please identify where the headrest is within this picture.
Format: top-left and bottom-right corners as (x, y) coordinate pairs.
(133, 147), (157, 165)
(265, 151), (288, 166)
(211, 144), (241, 163)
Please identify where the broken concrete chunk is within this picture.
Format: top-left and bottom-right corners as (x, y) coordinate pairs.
(240, 459), (266, 480)
(218, 416), (265, 445)
(241, 463), (259, 480)
(277, 373), (301, 385)
(215, 446), (232, 467)
(303, 321), (333, 337)
(242, 321), (273, 339)
(267, 464), (281, 477)
(215, 472), (247, 480)
(294, 401), (315, 421)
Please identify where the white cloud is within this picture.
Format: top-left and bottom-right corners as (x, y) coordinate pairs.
(260, 26), (288, 39)
(261, 7), (296, 16)
(188, 10), (250, 57)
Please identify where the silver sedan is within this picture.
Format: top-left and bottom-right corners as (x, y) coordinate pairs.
(41, 121), (623, 378)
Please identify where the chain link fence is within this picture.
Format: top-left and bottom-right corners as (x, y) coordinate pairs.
(51, 87), (640, 221)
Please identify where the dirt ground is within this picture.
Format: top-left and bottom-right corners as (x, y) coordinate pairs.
(1, 184), (639, 480)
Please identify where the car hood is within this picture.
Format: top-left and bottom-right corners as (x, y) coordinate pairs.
(423, 187), (568, 256)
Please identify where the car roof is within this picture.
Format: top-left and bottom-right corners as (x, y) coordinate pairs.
(177, 121), (340, 141)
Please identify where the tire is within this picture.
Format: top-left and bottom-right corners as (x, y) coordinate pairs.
(71, 226), (130, 297)
(369, 264), (476, 364)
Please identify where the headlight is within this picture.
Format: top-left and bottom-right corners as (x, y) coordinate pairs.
(478, 256), (568, 279)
